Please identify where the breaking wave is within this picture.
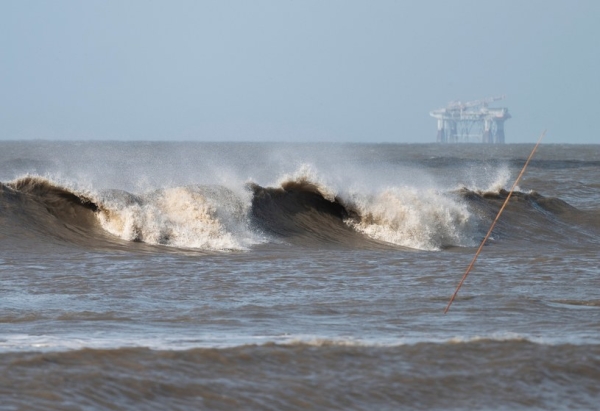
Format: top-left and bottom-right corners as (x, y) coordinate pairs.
(1, 171), (594, 252)
(96, 185), (259, 251)
(344, 187), (473, 250)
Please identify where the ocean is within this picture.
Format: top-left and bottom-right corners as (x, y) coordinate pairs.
(1, 141), (599, 410)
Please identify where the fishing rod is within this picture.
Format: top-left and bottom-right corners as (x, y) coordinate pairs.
(444, 130), (547, 314)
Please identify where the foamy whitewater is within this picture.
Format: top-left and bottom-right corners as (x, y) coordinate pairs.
(1, 142), (599, 410)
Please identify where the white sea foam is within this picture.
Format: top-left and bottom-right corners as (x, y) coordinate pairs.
(0, 331), (592, 353)
(486, 166), (512, 192)
(96, 185), (261, 251)
(343, 187), (475, 250)
(270, 165), (478, 251)
(458, 164), (513, 194)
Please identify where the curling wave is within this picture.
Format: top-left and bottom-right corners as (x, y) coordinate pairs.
(1, 174), (595, 252)
(95, 185), (259, 251)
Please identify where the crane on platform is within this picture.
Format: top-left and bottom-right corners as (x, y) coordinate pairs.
(446, 95), (506, 111)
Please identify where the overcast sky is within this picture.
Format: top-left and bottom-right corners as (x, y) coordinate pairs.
(1, 0), (598, 143)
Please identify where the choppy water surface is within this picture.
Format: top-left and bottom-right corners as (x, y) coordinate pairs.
(1, 142), (599, 410)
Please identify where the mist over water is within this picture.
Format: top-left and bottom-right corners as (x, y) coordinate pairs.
(1, 142), (599, 410)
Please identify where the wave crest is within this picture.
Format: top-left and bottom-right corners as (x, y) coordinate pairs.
(343, 187), (475, 250)
(2, 170), (587, 252)
(96, 185), (259, 251)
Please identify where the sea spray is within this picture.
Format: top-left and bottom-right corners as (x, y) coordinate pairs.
(265, 166), (478, 250)
(343, 187), (476, 250)
(96, 185), (260, 251)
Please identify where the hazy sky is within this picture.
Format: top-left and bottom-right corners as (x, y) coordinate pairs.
(1, 1), (598, 143)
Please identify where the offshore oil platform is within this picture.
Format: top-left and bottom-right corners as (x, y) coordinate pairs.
(430, 95), (511, 143)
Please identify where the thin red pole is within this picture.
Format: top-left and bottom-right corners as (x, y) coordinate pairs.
(444, 130), (546, 314)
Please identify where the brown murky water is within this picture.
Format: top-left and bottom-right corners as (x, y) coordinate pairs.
(1, 142), (599, 410)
